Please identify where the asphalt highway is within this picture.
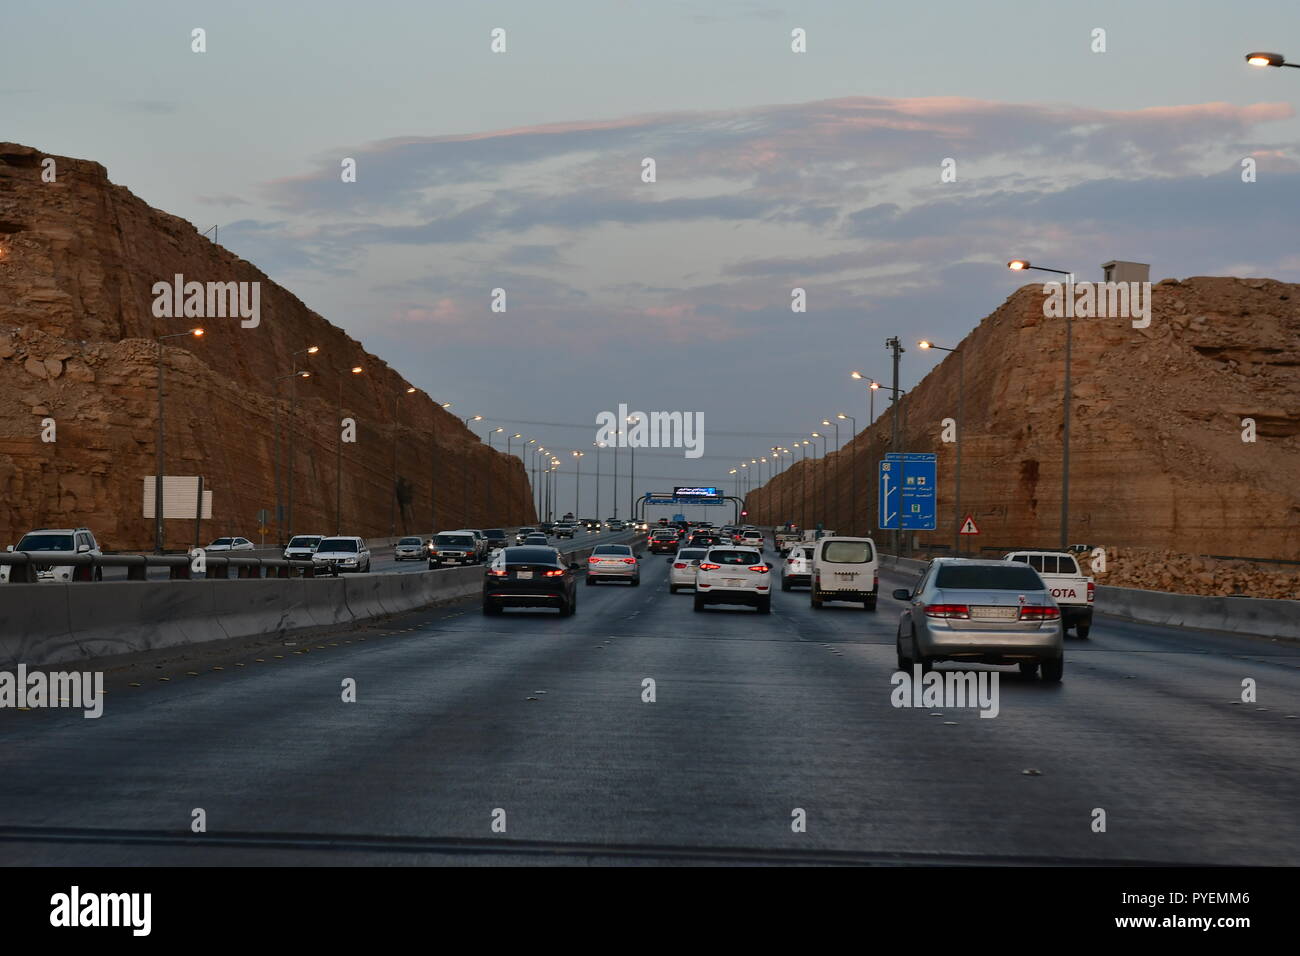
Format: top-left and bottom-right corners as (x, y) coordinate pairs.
(2, 542), (1297, 865)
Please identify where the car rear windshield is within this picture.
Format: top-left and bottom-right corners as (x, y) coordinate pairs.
(485, 530), (506, 537)
(17, 534), (75, 551)
(398, 537), (422, 545)
(708, 550), (762, 565)
(822, 540), (873, 563)
(435, 535), (473, 547)
(505, 548), (558, 564)
(317, 539), (358, 553)
(652, 531), (676, 538)
(593, 545), (632, 555)
(677, 549), (706, 561)
(288, 536), (321, 548)
(935, 565), (1044, 590)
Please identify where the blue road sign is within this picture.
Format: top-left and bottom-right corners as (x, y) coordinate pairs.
(878, 453), (937, 531)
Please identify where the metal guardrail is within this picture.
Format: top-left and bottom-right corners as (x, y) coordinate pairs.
(0, 552), (317, 582)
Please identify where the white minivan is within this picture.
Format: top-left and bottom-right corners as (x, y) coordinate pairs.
(810, 536), (878, 610)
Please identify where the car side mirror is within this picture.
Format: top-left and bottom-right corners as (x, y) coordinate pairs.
(892, 588), (911, 601)
(5, 545), (12, 552)
(77, 543), (91, 553)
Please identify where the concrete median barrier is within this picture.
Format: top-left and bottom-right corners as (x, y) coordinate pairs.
(1095, 585), (1300, 640)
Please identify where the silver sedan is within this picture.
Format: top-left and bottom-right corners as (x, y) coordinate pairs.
(893, 558), (1064, 681)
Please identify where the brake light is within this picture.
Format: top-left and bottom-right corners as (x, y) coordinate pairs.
(673, 562), (687, 569)
(699, 563), (720, 571)
(622, 557), (636, 564)
(749, 565), (769, 573)
(924, 604), (970, 619)
(1087, 581), (1095, 603)
(488, 568), (506, 576)
(588, 557), (600, 563)
(1019, 605), (1060, 621)
(543, 569), (564, 577)
(429, 548), (438, 554)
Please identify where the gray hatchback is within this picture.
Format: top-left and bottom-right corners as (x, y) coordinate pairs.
(893, 558), (1065, 681)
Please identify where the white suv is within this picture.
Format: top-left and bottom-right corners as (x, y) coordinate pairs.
(739, 530), (765, 551)
(311, 536), (371, 574)
(2, 528), (102, 583)
(693, 547), (772, 613)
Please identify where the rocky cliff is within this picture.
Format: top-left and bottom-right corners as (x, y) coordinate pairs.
(0, 143), (534, 549)
(748, 277), (1300, 596)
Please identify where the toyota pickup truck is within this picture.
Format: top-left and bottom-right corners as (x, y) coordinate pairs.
(775, 531), (801, 556)
(1004, 550), (1095, 638)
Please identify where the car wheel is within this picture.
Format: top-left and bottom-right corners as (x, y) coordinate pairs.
(1041, 657), (1064, 682)
(1075, 622), (1091, 639)
(757, 597), (771, 614)
(94, 567), (103, 582)
(559, 599), (573, 617)
(669, 584), (678, 594)
(586, 575), (596, 586)
(781, 579), (791, 592)
(896, 638), (912, 671)
(811, 595), (823, 609)
(693, 595), (705, 612)
(482, 601), (501, 616)
(428, 561), (439, 569)
(631, 576), (640, 587)
(864, 596), (877, 611)
(1018, 661), (1040, 678)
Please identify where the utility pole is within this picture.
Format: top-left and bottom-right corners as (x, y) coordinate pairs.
(886, 336), (905, 556)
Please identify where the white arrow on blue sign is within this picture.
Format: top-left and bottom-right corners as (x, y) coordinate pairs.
(878, 453), (937, 531)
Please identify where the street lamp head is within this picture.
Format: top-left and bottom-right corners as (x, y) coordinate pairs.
(471, 414), (482, 421)
(307, 345), (320, 354)
(191, 328), (205, 337)
(850, 370), (864, 380)
(406, 386), (417, 394)
(821, 419), (831, 426)
(1247, 51), (1285, 67)
(493, 427), (503, 433)
(811, 432), (821, 438)
(513, 433), (522, 439)
(350, 366), (363, 375)
(299, 371), (311, 379)
(918, 340), (932, 349)
(869, 381), (880, 390)
(440, 401), (452, 409)
(1007, 259), (1030, 271)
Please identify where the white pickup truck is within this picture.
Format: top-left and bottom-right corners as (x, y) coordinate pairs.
(1004, 550), (1095, 638)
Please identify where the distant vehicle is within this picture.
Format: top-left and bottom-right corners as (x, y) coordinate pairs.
(428, 532), (479, 568)
(207, 536), (254, 552)
(312, 536), (372, 574)
(463, 529), (490, 560)
(668, 547), (708, 593)
(687, 532), (722, 549)
(648, 529), (680, 553)
(893, 558), (1064, 681)
(606, 518), (625, 531)
(483, 546), (579, 617)
(394, 536), (425, 561)
(483, 529), (509, 551)
(657, 517), (669, 527)
(802, 528), (836, 542)
(1005, 550), (1095, 638)
(781, 543), (815, 591)
(775, 531), (801, 555)
(693, 547), (771, 613)
(539, 521), (556, 534)
(522, 533), (550, 547)
(587, 544), (639, 585)
(635, 520), (649, 532)
(582, 518), (600, 530)
(554, 523), (576, 539)
(283, 534), (324, 561)
(1, 527), (102, 583)
(515, 527), (539, 544)
(739, 530), (765, 551)
(810, 536), (878, 609)
(561, 512), (576, 522)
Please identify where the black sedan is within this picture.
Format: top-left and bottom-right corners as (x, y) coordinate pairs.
(483, 546), (579, 616)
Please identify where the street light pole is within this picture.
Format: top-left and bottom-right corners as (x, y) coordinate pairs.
(335, 365), (364, 534)
(155, 328), (204, 553)
(592, 442), (604, 525)
(282, 345), (320, 546)
(572, 451), (584, 519)
(919, 340), (963, 555)
(837, 415), (857, 535)
(431, 401), (452, 533)
(391, 387), (417, 535)
(821, 419), (840, 530)
(1009, 260), (1074, 549)
(274, 370), (311, 546)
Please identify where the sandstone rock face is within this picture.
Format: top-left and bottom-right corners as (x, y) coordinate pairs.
(0, 143), (534, 549)
(749, 278), (1300, 597)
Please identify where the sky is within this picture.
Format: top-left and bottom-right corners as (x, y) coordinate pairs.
(4, 0), (1298, 518)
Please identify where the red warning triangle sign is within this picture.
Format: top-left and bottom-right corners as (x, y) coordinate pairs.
(959, 514), (980, 535)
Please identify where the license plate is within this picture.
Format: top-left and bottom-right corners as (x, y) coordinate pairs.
(516, 571), (533, 579)
(971, 606), (1018, 621)
(724, 578), (746, 586)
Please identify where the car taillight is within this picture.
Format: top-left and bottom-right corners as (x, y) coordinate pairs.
(622, 557), (636, 564)
(429, 549), (438, 555)
(1019, 605), (1060, 621)
(924, 604), (970, 619)
(1087, 581), (1095, 603)
(488, 568), (506, 576)
(699, 563), (720, 571)
(749, 565), (769, 573)
(543, 569), (564, 577)
(673, 562), (687, 569)
(588, 557), (600, 563)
